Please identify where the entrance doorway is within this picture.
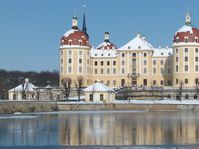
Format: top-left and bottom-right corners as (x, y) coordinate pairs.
(132, 79), (137, 86)
(121, 79), (125, 87)
(143, 79), (147, 86)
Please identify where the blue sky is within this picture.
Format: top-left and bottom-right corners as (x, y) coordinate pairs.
(0, 0), (198, 71)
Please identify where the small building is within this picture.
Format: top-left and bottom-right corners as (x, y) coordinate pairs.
(8, 79), (37, 100)
(83, 82), (115, 103)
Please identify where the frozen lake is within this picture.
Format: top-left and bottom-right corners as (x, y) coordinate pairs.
(0, 110), (199, 148)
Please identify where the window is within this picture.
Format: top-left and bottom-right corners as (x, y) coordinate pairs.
(107, 80), (110, 85)
(144, 68), (147, 74)
(153, 80), (156, 85)
(184, 37), (189, 43)
(160, 60), (164, 65)
(107, 61), (110, 65)
(153, 68), (156, 74)
(176, 66), (178, 72)
(68, 58), (72, 63)
(185, 56), (188, 62)
(100, 94), (104, 101)
(113, 68), (116, 74)
(107, 68), (110, 74)
(113, 61), (116, 65)
(195, 65), (198, 72)
(176, 57), (178, 62)
(95, 69), (97, 74)
(153, 60), (156, 65)
(101, 61), (104, 66)
(61, 59), (63, 64)
(144, 53), (147, 57)
(132, 59), (136, 65)
(168, 68), (172, 74)
(194, 94), (198, 99)
(196, 48), (198, 53)
(160, 80), (164, 85)
(195, 37), (199, 42)
(122, 53), (125, 57)
(61, 67), (63, 73)
(68, 66), (72, 73)
(132, 67), (136, 73)
(176, 48), (178, 53)
(168, 80), (171, 86)
(185, 78), (188, 84)
(185, 48), (188, 53)
(79, 59), (82, 64)
(144, 60), (147, 65)
(122, 61), (125, 65)
(132, 53), (136, 57)
(69, 40), (72, 45)
(79, 51), (82, 55)
(185, 65), (188, 72)
(79, 40), (82, 46)
(167, 94), (171, 99)
(176, 37), (179, 43)
(185, 94), (189, 99)
(101, 69), (103, 74)
(196, 57), (198, 62)
(61, 51), (63, 55)
(176, 79), (178, 84)
(95, 61), (97, 66)
(161, 68), (164, 74)
(113, 80), (116, 85)
(122, 68), (125, 74)
(79, 67), (82, 73)
(89, 94), (93, 101)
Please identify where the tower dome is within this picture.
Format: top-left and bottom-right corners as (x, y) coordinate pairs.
(60, 16), (91, 47)
(174, 12), (199, 43)
(96, 32), (117, 50)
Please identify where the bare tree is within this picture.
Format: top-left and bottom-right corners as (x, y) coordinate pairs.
(75, 76), (84, 101)
(61, 77), (72, 101)
(178, 81), (184, 102)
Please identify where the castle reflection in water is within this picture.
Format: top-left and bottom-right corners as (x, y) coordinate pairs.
(58, 111), (199, 146)
(0, 111), (199, 146)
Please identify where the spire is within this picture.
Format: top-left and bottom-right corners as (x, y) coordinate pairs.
(82, 12), (89, 38)
(185, 11), (192, 26)
(104, 32), (110, 42)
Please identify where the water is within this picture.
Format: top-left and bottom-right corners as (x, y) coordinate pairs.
(0, 110), (199, 149)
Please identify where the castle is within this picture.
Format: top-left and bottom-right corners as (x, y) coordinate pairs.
(59, 12), (199, 88)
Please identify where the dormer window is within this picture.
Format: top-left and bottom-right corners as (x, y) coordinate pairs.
(195, 37), (198, 42)
(79, 40), (82, 46)
(128, 46), (131, 49)
(184, 37), (189, 43)
(138, 46), (141, 49)
(68, 40), (72, 45)
(108, 53), (110, 56)
(176, 37), (179, 43)
(161, 53), (163, 55)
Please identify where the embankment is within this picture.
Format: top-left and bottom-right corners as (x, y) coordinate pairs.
(1, 101), (199, 114)
(0, 101), (58, 114)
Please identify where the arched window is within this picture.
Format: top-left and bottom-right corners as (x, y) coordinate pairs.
(176, 37), (179, 43)
(195, 37), (198, 42)
(184, 37), (189, 43)
(68, 40), (72, 45)
(79, 40), (82, 46)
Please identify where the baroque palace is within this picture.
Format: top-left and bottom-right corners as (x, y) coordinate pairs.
(59, 12), (199, 88)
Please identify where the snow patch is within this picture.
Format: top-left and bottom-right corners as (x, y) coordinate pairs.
(84, 82), (113, 92)
(176, 25), (193, 34)
(119, 34), (153, 50)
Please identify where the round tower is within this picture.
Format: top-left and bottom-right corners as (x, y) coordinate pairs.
(172, 12), (199, 87)
(59, 15), (92, 87)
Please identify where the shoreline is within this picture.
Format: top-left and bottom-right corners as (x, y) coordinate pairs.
(0, 100), (199, 114)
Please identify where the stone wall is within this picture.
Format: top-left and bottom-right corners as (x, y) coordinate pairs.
(0, 101), (199, 114)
